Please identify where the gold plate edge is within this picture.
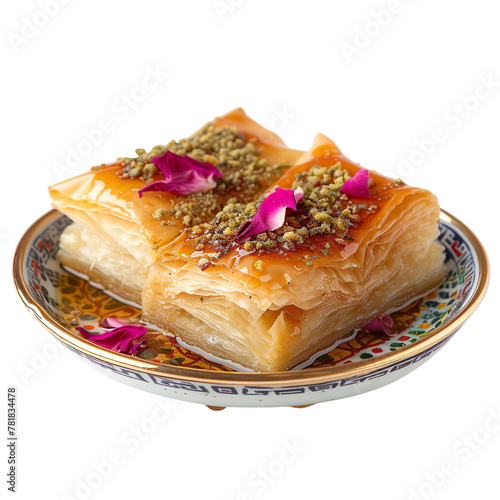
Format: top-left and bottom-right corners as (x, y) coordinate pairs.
(13, 209), (490, 388)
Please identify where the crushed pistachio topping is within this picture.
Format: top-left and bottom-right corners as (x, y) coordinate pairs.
(303, 255), (317, 266)
(187, 161), (378, 254)
(117, 122), (278, 187)
(113, 122), (291, 227)
(320, 242), (330, 256)
(151, 191), (224, 227)
(254, 260), (264, 272)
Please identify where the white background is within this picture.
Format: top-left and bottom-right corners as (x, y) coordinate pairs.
(2, 1), (499, 499)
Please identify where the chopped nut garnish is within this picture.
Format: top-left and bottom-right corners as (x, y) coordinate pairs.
(320, 243), (330, 256)
(304, 255), (317, 266)
(113, 122), (295, 229)
(185, 161), (374, 256)
(152, 208), (167, 220)
(117, 123), (278, 188)
(110, 121), (381, 260)
(283, 231), (297, 240)
(254, 260), (264, 272)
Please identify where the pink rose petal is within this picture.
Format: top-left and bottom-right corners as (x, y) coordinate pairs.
(138, 152), (222, 197)
(362, 314), (394, 335)
(76, 324), (148, 355)
(236, 187), (304, 242)
(341, 168), (370, 198)
(100, 316), (130, 329)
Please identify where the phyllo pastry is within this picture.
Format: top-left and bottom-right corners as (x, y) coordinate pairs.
(49, 108), (304, 304)
(49, 109), (445, 372)
(143, 133), (445, 371)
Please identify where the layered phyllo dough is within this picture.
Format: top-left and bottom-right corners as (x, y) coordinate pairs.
(50, 109), (445, 371)
(50, 108), (303, 304)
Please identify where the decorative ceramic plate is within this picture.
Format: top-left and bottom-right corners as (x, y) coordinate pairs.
(13, 209), (488, 408)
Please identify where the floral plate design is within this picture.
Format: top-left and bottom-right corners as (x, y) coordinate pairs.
(13, 209), (488, 408)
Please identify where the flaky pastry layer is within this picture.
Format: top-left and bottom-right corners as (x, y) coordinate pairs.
(50, 109), (445, 371)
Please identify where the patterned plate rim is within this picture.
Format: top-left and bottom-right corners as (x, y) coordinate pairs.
(13, 209), (489, 387)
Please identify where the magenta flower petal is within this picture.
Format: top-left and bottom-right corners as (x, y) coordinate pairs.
(76, 325), (148, 355)
(362, 314), (394, 335)
(137, 180), (176, 197)
(138, 151), (222, 197)
(236, 187), (303, 242)
(100, 316), (130, 329)
(341, 169), (370, 198)
(128, 340), (148, 355)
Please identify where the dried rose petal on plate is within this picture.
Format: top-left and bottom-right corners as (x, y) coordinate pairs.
(362, 314), (394, 335)
(76, 322), (148, 355)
